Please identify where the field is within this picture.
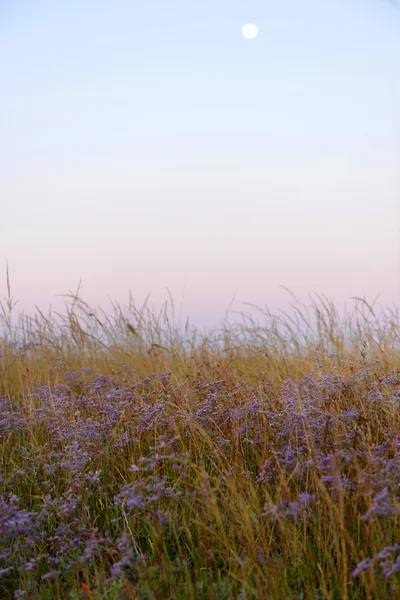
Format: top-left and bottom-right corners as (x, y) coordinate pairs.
(1, 279), (399, 599)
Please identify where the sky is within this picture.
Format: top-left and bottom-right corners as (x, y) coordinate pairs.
(0, 0), (399, 330)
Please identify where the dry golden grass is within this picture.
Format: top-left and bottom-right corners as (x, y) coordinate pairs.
(1, 269), (399, 599)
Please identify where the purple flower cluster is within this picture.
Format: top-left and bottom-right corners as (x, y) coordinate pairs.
(0, 355), (399, 594)
(262, 492), (316, 521)
(353, 545), (400, 578)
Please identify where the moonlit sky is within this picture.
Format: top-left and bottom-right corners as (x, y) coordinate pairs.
(1, 0), (399, 329)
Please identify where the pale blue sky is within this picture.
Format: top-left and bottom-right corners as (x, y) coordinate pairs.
(1, 0), (399, 328)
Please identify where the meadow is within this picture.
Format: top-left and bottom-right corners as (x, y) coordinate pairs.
(1, 277), (399, 599)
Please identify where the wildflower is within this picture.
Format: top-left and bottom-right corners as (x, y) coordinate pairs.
(352, 558), (374, 577)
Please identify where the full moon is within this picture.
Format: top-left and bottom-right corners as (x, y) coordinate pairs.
(242, 23), (258, 40)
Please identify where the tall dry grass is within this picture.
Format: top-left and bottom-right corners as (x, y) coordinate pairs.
(1, 268), (399, 599)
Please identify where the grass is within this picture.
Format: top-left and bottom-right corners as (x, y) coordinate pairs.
(1, 269), (399, 599)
